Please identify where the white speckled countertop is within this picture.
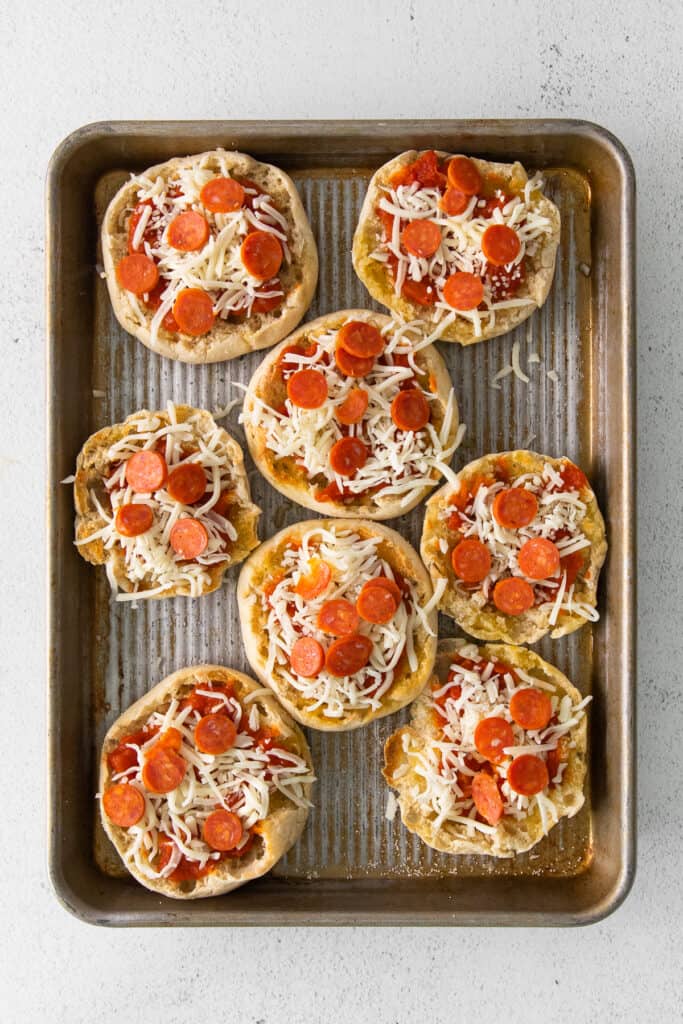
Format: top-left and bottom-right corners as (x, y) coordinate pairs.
(1, 0), (681, 1019)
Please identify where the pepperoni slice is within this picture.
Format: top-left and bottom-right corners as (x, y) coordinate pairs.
(114, 502), (154, 538)
(142, 748), (186, 794)
(316, 598), (360, 637)
(116, 253), (159, 296)
(151, 727), (183, 753)
(167, 210), (210, 252)
(329, 436), (368, 477)
(335, 342), (376, 378)
(481, 224), (521, 266)
(560, 461), (589, 492)
(390, 388), (430, 432)
(442, 272), (484, 310)
(451, 538), (492, 584)
(241, 230), (283, 280)
(440, 188), (469, 216)
(167, 463), (206, 504)
(195, 713), (237, 755)
(471, 771), (504, 825)
(337, 321), (385, 359)
(517, 537), (561, 580)
(492, 487), (538, 529)
(203, 808), (243, 851)
(474, 716), (514, 764)
(290, 636), (325, 678)
(102, 783), (146, 828)
(493, 577), (535, 616)
(507, 754), (549, 796)
(125, 450), (168, 493)
(200, 177), (245, 213)
(363, 576), (402, 605)
(336, 388), (368, 425)
(509, 688), (553, 731)
(169, 518), (209, 560)
(286, 368), (328, 410)
(295, 558), (332, 600)
(401, 277), (435, 306)
(325, 634), (374, 677)
(400, 219), (442, 258)
(447, 156), (482, 195)
(172, 288), (216, 336)
(356, 580), (399, 624)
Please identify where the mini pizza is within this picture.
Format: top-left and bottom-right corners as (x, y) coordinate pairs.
(237, 519), (438, 730)
(101, 149), (318, 363)
(420, 451), (607, 643)
(241, 310), (461, 519)
(352, 149), (560, 345)
(74, 403), (260, 600)
(383, 639), (590, 858)
(99, 665), (315, 899)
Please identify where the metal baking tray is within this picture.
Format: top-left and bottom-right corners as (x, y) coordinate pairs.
(47, 120), (636, 926)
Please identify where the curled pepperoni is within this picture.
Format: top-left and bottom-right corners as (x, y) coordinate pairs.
(492, 487), (538, 529)
(442, 272), (484, 310)
(471, 771), (504, 825)
(509, 688), (553, 731)
(173, 288), (215, 336)
(517, 537), (561, 580)
(142, 748), (186, 794)
(195, 714), (237, 755)
(316, 598), (360, 637)
(295, 558), (332, 600)
(102, 783), (146, 828)
(167, 463), (206, 504)
(447, 156), (482, 196)
(356, 579), (399, 624)
(560, 461), (589, 492)
(169, 518), (209, 560)
(200, 176), (245, 213)
(474, 716), (514, 764)
(241, 230), (283, 280)
(325, 634), (374, 677)
(116, 253), (159, 295)
(401, 277), (435, 306)
(451, 538), (492, 584)
(481, 224), (521, 266)
(335, 342), (376, 378)
(390, 388), (430, 432)
(167, 210), (210, 252)
(203, 808), (243, 851)
(125, 450), (168, 493)
(507, 754), (549, 796)
(114, 503), (154, 537)
(286, 368), (328, 410)
(400, 219), (442, 258)
(493, 577), (535, 616)
(329, 436), (368, 477)
(290, 636), (325, 678)
(337, 321), (385, 359)
(336, 388), (368, 425)
(440, 188), (469, 216)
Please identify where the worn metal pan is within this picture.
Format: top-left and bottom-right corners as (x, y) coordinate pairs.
(46, 120), (635, 925)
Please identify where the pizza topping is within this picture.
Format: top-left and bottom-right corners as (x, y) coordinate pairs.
(442, 272), (484, 310)
(200, 177), (246, 213)
(294, 558), (332, 599)
(447, 156), (482, 195)
(116, 253), (159, 295)
(337, 320), (385, 359)
(261, 525), (429, 718)
(400, 219), (442, 258)
(167, 210), (210, 252)
(492, 487), (538, 528)
(335, 387), (368, 425)
(481, 224), (521, 266)
(100, 677), (314, 882)
(75, 403), (247, 600)
(334, 342), (375, 378)
(493, 577), (535, 615)
(390, 388), (430, 432)
(440, 188), (469, 216)
(399, 640), (590, 835)
(329, 436), (368, 477)
(517, 537), (561, 579)
(241, 230), (283, 280)
(286, 368), (329, 410)
(172, 288), (216, 336)
(451, 538), (491, 583)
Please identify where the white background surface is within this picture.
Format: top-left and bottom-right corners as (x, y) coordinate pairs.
(1, 1), (681, 1020)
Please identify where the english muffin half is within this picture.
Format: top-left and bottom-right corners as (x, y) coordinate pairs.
(383, 639), (590, 858)
(241, 310), (460, 519)
(101, 148), (318, 362)
(237, 519), (438, 731)
(99, 665), (314, 899)
(74, 403), (260, 600)
(420, 450), (607, 643)
(352, 149), (560, 345)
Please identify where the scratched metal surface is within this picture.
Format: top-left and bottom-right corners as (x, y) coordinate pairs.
(91, 164), (594, 883)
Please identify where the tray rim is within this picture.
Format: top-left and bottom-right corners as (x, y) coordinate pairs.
(46, 117), (636, 928)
